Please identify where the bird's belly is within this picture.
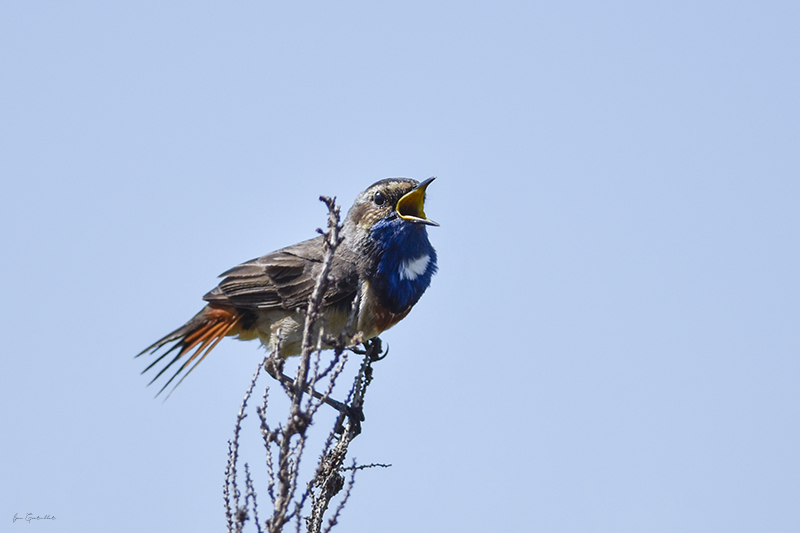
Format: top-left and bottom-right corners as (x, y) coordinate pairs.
(246, 307), (358, 358)
(236, 280), (412, 357)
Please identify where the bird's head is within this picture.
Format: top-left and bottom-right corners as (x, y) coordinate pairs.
(344, 177), (438, 233)
(343, 177), (439, 314)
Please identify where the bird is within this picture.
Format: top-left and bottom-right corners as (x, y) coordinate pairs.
(138, 177), (439, 396)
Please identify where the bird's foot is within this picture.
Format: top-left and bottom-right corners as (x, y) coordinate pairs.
(350, 337), (388, 361)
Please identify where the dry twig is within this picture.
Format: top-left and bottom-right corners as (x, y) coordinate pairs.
(224, 196), (387, 533)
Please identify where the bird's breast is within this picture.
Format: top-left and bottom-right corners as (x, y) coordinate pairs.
(357, 279), (412, 339)
(367, 219), (437, 314)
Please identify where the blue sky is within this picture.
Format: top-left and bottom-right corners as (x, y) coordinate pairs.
(2, 1), (799, 531)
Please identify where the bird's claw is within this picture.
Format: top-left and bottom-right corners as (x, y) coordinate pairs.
(350, 338), (387, 361)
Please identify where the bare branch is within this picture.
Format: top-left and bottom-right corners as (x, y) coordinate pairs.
(224, 196), (386, 533)
(226, 352), (270, 532)
(322, 461), (357, 533)
(340, 463), (392, 472)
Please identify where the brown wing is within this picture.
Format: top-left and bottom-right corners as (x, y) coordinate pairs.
(203, 235), (359, 311)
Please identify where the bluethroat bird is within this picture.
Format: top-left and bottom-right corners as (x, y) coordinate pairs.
(138, 178), (438, 396)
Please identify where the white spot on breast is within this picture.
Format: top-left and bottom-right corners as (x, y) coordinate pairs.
(398, 254), (430, 281)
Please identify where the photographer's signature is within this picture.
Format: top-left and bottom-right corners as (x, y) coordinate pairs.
(13, 513), (56, 523)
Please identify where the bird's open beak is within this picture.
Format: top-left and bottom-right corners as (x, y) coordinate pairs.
(396, 177), (439, 226)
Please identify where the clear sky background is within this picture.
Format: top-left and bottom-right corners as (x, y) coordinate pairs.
(2, 1), (798, 532)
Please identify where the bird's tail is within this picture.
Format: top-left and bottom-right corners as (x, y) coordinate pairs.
(136, 305), (244, 398)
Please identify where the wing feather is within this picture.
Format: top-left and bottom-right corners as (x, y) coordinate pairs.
(203, 236), (359, 311)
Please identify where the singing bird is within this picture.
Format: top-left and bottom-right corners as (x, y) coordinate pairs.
(138, 177), (439, 395)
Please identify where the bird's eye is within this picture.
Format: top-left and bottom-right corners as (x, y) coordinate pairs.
(373, 191), (386, 206)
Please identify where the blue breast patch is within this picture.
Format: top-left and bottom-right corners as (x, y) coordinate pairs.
(370, 217), (438, 314)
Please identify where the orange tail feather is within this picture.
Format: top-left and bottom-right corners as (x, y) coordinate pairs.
(137, 305), (245, 397)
